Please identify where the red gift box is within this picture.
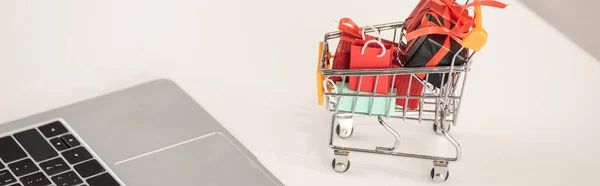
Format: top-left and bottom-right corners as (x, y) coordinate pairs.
(395, 74), (424, 110)
(405, 0), (460, 33)
(403, 0), (509, 62)
(348, 39), (393, 95)
(392, 57), (424, 110)
(403, 0), (506, 84)
(398, 0), (506, 107)
(330, 32), (357, 82)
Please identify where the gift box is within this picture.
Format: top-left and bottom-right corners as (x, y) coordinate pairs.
(402, 0), (509, 88)
(405, 0), (449, 32)
(332, 82), (396, 116)
(330, 32), (356, 82)
(403, 5), (469, 88)
(392, 62), (425, 110)
(404, 30), (467, 87)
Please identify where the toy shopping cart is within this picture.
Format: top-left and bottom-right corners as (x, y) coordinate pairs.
(315, 1), (499, 180)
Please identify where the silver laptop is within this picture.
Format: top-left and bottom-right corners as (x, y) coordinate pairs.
(0, 79), (284, 186)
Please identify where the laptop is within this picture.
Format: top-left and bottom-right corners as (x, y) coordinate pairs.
(0, 79), (284, 186)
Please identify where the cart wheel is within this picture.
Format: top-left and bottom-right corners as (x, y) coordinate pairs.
(433, 122), (451, 135)
(331, 158), (350, 173)
(336, 124), (354, 138)
(430, 168), (449, 182)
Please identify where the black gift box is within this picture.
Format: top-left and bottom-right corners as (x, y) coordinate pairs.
(403, 14), (468, 88)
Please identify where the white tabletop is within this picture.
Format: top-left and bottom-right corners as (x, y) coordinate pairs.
(1, 0), (599, 185)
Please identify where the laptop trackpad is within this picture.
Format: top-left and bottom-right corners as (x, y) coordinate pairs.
(112, 132), (279, 186)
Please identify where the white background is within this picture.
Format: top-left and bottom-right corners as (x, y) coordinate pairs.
(1, 0), (599, 185)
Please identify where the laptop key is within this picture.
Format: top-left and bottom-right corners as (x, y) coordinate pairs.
(0, 169), (17, 186)
(59, 135), (79, 148)
(38, 121), (69, 138)
(73, 160), (104, 178)
(61, 147), (92, 165)
(13, 129), (58, 162)
(8, 159), (39, 177)
(0, 137), (27, 163)
(48, 138), (67, 152)
(51, 171), (83, 186)
(19, 172), (51, 186)
(39, 157), (69, 176)
(86, 173), (120, 186)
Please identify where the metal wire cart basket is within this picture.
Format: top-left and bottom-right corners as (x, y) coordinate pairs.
(316, 20), (481, 182)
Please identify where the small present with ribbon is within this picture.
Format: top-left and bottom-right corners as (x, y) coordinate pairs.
(402, 0), (507, 87)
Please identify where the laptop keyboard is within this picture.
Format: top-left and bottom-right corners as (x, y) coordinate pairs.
(0, 120), (120, 186)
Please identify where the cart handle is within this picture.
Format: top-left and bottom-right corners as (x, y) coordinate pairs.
(317, 41), (326, 106)
(461, 0), (487, 51)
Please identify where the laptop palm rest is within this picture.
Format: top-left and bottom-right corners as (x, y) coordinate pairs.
(112, 132), (279, 186)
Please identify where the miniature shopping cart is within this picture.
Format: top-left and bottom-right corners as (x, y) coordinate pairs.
(316, 19), (486, 182)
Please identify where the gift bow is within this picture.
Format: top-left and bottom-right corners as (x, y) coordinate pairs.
(434, 0), (507, 28)
(337, 18), (399, 44)
(337, 17), (393, 46)
(404, 0), (507, 68)
(338, 18), (363, 39)
(405, 10), (471, 46)
(336, 17), (402, 60)
(405, 0), (508, 42)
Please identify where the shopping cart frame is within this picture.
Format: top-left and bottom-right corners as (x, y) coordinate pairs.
(318, 21), (477, 182)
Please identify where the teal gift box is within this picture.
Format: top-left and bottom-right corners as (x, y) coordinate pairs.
(331, 82), (396, 116)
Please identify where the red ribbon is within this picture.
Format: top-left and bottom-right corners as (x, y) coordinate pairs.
(337, 17), (400, 52)
(337, 17), (386, 43)
(338, 18), (362, 38)
(434, 0), (507, 27)
(406, 10), (470, 44)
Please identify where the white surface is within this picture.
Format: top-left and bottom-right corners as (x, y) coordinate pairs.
(1, 0), (599, 185)
(519, 0), (600, 60)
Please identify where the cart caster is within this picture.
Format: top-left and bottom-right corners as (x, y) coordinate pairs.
(336, 115), (354, 138)
(332, 150), (350, 173)
(331, 158), (350, 173)
(433, 121), (451, 135)
(431, 160), (450, 182)
(336, 124), (354, 139)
